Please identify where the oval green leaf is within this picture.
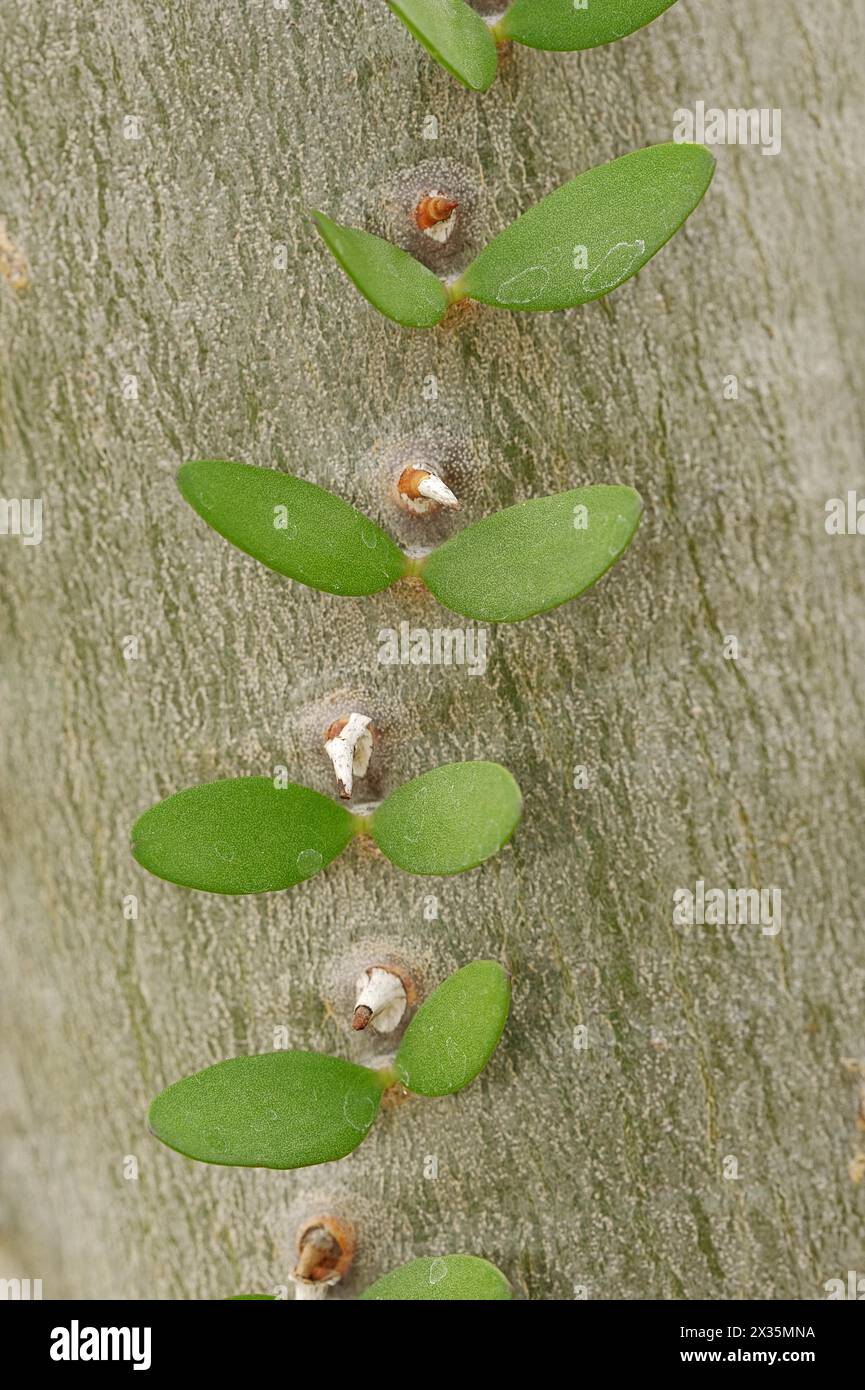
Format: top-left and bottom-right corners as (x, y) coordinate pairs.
(149, 1051), (386, 1169)
(371, 763), (521, 876)
(314, 212), (450, 328)
(395, 960), (510, 1097)
(422, 485), (642, 623)
(501, 0), (677, 51)
(361, 1253), (512, 1301)
(386, 0), (498, 92)
(177, 461), (407, 596)
(456, 143), (715, 313)
(131, 777), (356, 894)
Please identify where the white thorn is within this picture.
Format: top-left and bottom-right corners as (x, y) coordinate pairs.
(326, 738), (354, 799)
(397, 466), (461, 514)
(324, 713), (373, 799)
(291, 1277), (335, 1301)
(418, 189), (459, 244)
(353, 966), (408, 1034)
(290, 1224), (346, 1298)
(417, 473), (460, 510)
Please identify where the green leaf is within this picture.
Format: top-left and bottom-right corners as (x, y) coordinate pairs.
(228, 1295), (276, 1301)
(422, 485), (642, 622)
(395, 960), (511, 1097)
(314, 212), (450, 328)
(371, 762), (521, 875)
(455, 143), (715, 313)
(501, 0), (678, 51)
(385, 0), (499, 92)
(132, 777), (356, 895)
(149, 1052), (386, 1169)
(360, 1254), (512, 1301)
(177, 461), (407, 596)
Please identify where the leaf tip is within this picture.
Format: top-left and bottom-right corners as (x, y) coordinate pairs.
(311, 209), (339, 250)
(469, 70), (497, 95)
(622, 483), (645, 518)
(670, 138), (717, 182)
(175, 459), (196, 499)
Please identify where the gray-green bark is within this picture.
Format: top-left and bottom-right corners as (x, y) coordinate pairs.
(1, 0), (864, 1300)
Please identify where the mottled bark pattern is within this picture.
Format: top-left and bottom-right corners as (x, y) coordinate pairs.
(1, 0), (863, 1299)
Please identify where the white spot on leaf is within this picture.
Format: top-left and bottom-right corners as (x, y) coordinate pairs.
(343, 1088), (375, 1133)
(582, 239), (646, 294)
(296, 848), (323, 875)
(495, 264), (551, 304)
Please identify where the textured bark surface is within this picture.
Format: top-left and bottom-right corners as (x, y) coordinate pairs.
(1, 0), (864, 1300)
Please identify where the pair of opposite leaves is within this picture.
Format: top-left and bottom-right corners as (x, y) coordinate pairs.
(387, 0), (679, 92)
(132, 760), (522, 893)
(150, 960), (510, 1171)
(235, 1253), (512, 1301)
(177, 459), (644, 624)
(315, 141), (715, 328)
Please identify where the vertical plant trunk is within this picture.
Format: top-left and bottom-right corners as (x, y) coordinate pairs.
(1, 0), (863, 1299)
